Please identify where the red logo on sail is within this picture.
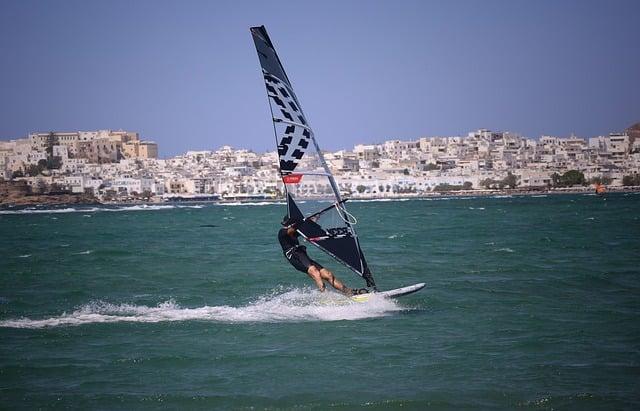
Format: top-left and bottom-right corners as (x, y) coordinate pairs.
(283, 174), (303, 184)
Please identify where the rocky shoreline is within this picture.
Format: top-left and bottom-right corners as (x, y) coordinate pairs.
(0, 180), (100, 207)
(1, 194), (101, 207)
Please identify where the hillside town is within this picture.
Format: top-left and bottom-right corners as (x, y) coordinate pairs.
(1, 124), (639, 204)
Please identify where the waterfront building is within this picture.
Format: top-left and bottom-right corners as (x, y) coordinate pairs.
(110, 177), (158, 196)
(2, 124), (639, 201)
(518, 170), (552, 187)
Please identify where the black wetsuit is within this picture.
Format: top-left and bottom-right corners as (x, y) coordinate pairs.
(277, 228), (323, 274)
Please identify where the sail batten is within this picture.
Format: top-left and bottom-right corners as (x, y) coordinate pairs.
(251, 25), (376, 288)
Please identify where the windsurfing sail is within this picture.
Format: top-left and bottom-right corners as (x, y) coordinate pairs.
(250, 26), (376, 289)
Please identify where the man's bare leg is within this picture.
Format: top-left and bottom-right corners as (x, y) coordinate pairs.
(319, 268), (352, 295)
(306, 266), (326, 292)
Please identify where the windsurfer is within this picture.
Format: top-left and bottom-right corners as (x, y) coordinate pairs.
(278, 216), (367, 296)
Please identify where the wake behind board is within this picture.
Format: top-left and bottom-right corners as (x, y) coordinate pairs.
(351, 283), (426, 303)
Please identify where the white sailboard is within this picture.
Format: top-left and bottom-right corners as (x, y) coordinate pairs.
(351, 283), (426, 302)
(250, 26), (425, 299)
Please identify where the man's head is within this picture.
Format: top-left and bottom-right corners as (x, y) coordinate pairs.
(281, 215), (301, 229)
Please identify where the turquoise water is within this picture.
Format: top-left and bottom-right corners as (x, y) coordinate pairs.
(1, 194), (639, 409)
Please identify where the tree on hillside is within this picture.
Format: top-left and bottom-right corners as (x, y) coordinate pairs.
(502, 173), (517, 189)
(589, 176), (613, 185)
(480, 178), (498, 189)
(48, 156), (62, 170)
(622, 174), (640, 186)
(552, 170), (586, 187)
(434, 182), (472, 192)
(26, 164), (41, 177)
(563, 170), (586, 186)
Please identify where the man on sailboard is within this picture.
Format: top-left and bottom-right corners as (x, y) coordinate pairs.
(278, 215), (368, 296)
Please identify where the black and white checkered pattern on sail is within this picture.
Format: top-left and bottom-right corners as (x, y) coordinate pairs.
(263, 69), (311, 172)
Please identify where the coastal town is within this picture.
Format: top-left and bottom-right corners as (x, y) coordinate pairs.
(1, 123), (639, 205)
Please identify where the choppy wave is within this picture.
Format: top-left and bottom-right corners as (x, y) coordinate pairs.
(73, 250), (93, 255)
(0, 288), (403, 329)
(419, 197), (455, 201)
(494, 247), (515, 253)
(0, 204), (206, 215)
(351, 198), (411, 203)
(418, 196), (481, 201)
(216, 201), (285, 206)
(0, 207), (88, 214)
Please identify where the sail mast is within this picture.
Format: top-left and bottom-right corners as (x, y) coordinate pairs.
(250, 25), (376, 288)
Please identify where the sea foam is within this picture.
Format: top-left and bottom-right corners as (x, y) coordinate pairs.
(0, 204), (207, 215)
(0, 288), (404, 329)
(214, 201), (285, 206)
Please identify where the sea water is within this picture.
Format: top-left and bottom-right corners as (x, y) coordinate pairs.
(1, 194), (639, 409)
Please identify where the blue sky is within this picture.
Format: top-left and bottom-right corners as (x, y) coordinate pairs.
(1, 0), (638, 157)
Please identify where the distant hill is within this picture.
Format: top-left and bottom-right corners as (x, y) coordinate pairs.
(626, 122), (640, 147)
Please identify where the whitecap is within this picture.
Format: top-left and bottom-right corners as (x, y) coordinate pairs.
(215, 201), (285, 206)
(351, 198), (410, 203)
(419, 197), (454, 201)
(73, 250), (93, 255)
(0, 205), (178, 215)
(0, 207), (80, 215)
(107, 205), (176, 212)
(494, 247), (515, 253)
